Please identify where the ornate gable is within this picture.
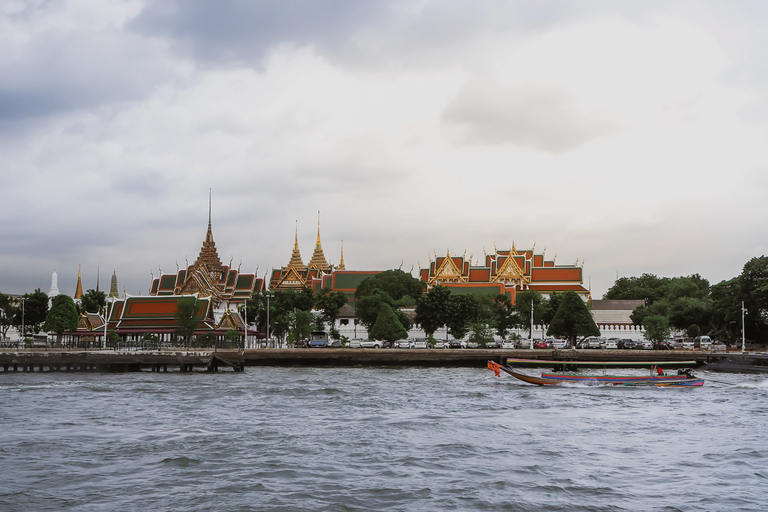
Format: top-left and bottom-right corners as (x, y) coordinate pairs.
(492, 247), (530, 285)
(429, 253), (468, 285)
(276, 266), (307, 288)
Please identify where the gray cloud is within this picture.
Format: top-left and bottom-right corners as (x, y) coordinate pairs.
(0, 7), (174, 123)
(443, 82), (616, 154)
(128, 0), (388, 66)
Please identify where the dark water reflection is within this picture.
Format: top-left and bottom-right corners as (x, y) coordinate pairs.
(1, 368), (766, 511)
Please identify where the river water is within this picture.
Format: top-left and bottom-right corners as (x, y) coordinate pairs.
(1, 367), (766, 511)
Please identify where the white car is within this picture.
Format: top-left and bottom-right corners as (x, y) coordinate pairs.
(413, 340), (429, 349)
(501, 340), (516, 349)
(360, 340), (384, 349)
(604, 339), (618, 349)
(395, 339), (413, 349)
(552, 339), (569, 349)
(348, 339), (364, 348)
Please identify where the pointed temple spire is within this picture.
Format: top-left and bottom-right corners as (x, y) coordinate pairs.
(109, 270), (119, 298)
(74, 264), (83, 299)
(194, 191), (224, 279)
(337, 240), (345, 270)
(287, 221), (307, 271)
(308, 211), (331, 272)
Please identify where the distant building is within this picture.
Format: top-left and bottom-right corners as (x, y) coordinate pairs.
(591, 299), (645, 341)
(419, 245), (589, 303)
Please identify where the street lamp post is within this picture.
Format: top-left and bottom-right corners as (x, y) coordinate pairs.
(20, 297), (26, 343)
(265, 293), (274, 348)
(243, 300), (248, 350)
(741, 301), (746, 354)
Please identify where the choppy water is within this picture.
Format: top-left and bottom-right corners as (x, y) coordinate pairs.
(1, 367), (766, 511)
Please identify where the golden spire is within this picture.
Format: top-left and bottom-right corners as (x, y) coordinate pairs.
(337, 240), (345, 270)
(193, 191), (224, 279)
(308, 211), (330, 273)
(287, 221), (307, 270)
(74, 264), (83, 299)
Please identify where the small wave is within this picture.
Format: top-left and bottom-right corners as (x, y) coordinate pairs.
(157, 456), (202, 467)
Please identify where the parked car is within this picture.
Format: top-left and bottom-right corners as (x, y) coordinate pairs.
(434, 341), (446, 349)
(348, 339), (364, 348)
(307, 339), (328, 348)
(695, 336), (712, 349)
(579, 336), (603, 349)
(620, 339), (638, 350)
(516, 339), (533, 349)
(654, 340), (673, 350)
(413, 340), (429, 349)
(502, 340), (517, 349)
(448, 340), (466, 349)
(328, 340), (342, 348)
(534, 340), (550, 349)
(360, 340), (384, 349)
(395, 339), (414, 349)
(552, 339), (569, 349)
(604, 339), (618, 349)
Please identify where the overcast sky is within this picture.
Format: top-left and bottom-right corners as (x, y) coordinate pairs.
(2, 1), (767, 299)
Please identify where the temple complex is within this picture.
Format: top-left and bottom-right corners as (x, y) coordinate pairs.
(419, 245), (589, 303)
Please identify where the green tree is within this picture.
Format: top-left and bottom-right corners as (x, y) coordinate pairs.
(643, 315), (671, 343)
(445, 293), (477, 339)
(468, 322), (495, 347)
(0, 292), (14, 339)
(368, 305), (408, 342)
(79, 289), (106, 314)
(546, 291), (600, 345)
(740, 256), (768, 342)
(355, 269), (424, 306)
(267, 288), (315, 347)
(288, 309), (314, 347)
(174, 297), (200, 348)
(603, 274), (671, 305)
(666, 296), (711, 332)
(491, 294), (517, 338)
(224, 329), (242, 348)
(315, 287), (348, 339)
(514, 290), (546, 338)
(415, 285), (451, 337)
(43, 295), (79, 346)
(355, 289), (394, 331)
(14, 289), (49, 335)
(708, 277), (742, 342)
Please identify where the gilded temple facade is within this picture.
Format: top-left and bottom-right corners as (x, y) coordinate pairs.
(419, 246), (589, 304)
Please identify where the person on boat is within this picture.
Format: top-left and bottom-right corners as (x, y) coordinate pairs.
(656, 366), (664, 376)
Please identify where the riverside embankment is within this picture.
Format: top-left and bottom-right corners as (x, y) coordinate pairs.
(1, 347), (753, 372)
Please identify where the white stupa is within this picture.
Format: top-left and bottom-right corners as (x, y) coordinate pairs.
(48, 270), (60, 298)
(48, 270), (60, 307)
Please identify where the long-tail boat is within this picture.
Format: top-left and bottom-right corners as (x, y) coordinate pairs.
(487, 359), (704, 387)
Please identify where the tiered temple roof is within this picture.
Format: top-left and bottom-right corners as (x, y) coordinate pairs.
(149, 203), (262, 306)
(420, 245), (588, 304)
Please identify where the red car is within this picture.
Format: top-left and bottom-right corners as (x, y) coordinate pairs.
(534, 340), (550, 349)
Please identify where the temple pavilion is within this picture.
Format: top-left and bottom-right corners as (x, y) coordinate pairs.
(98, 204), (264, 343)
(419, 245), (589, 303)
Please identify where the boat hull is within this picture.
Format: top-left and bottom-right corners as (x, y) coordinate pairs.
(487, 361), (703, 387)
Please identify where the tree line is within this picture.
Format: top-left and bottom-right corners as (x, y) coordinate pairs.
(603, 256), (768, 343)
